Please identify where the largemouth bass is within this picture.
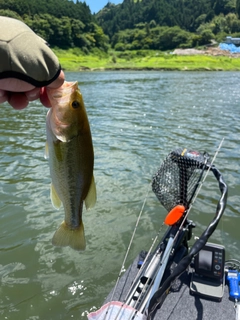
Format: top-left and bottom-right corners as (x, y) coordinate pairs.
(45, 81), (96, 251)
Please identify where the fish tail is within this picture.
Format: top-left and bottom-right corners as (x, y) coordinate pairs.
(52, 221), (86, 251)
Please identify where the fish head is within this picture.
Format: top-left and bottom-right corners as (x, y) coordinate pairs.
(47, 81), (89, 142)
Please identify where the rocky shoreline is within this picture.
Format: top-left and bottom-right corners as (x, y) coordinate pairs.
(173, 47), (240, 57)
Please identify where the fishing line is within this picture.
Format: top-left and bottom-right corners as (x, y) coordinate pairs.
(122, 222), (166, 319)
(137, 140), (225, 315)
(102, 182), (152, 320)
(105, 187), (166, 320)
(101, 139), (225, 320)
(146, 140), (228, 320)
(129, 139), (225, 318)
(124, 222), (165, 301)
(175, 138), (225, 241)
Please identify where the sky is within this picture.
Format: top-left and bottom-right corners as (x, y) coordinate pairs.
(81, 0), (123, 14)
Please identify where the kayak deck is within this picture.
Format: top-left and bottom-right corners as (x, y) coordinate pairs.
(104, 253), (235, 320)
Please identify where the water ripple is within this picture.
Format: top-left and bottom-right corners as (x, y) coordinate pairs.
(0, 71), (239, 319)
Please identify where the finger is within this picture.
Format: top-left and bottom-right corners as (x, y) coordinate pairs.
(25, 87), (40, 101)
(39, 87), (51, 108)
(8, 92), (29, 110)
(0, 89), (9, 104)
(46, 70), (65, 89)
(0, 78), (34, 92)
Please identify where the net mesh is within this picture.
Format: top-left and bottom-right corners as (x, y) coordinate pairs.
(152, 148), (208, 212)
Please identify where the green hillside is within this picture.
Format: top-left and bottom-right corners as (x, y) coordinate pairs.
(0, 0), (108, 52)
(96, 0), (240, 51)
(1, 0), (240, 58)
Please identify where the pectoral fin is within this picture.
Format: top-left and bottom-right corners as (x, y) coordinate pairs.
(44, 142), (49, 159)
(85, 175), (97, 210)
(50, 183), (62, 209)
(52, 221), (86, 251)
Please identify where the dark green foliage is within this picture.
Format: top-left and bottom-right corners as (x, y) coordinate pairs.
(0, 0), (240, 52)
(96, 0), (240, 50)
(236, 0), (240, 17)
(112, 25), (193, 50)
(0, 0), (92, 24)
(0, 9), (22, 20)
(0, 0), (109, 51)
(97, 0), (217, 35)
(214, 0), (236, 15)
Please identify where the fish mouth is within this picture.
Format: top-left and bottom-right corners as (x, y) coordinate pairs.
(46, 81), (80, 141)
(50, 81), (78, 100)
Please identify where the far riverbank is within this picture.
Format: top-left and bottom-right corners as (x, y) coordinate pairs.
(53, 48), (240, 72)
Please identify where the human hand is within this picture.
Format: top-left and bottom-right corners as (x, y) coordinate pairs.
(0, 70), (65, 110)
(0, 16), (65, 110)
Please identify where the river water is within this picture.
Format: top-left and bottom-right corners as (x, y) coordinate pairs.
(0, 71), (239, 320)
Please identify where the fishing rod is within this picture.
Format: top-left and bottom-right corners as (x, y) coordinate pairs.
(147, 145), (227, 319)
(88, 143), (228, 320)
(125, 147), (211, 314)
(102, 184), (152, 320)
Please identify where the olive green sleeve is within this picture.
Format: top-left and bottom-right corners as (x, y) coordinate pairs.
(0, 16), (61, 87)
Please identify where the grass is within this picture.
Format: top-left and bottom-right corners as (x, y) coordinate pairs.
(52, 48), (240, 72)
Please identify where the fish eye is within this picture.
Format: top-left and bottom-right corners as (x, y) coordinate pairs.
(72, 100), (80, 109)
